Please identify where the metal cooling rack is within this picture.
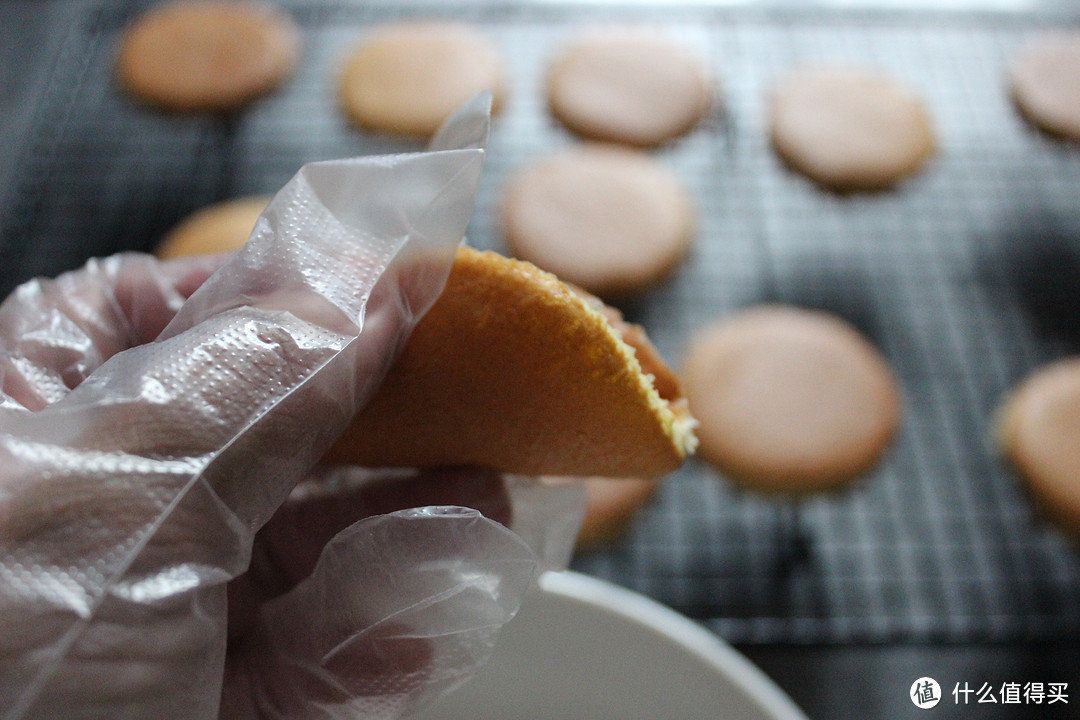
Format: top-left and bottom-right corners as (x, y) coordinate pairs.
(2, 1), (1080, 645)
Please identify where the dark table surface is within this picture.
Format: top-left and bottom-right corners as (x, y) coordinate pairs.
(3, 1), (1080, 717)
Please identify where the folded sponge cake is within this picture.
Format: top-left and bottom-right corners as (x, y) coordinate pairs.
(326, 246), (696, 477)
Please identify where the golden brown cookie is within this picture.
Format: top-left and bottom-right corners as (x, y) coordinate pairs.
(501, 144), (695, 299)
(546, 29), (712, 147)
(116, 1), (300, 112)
(681, 305), (901, 493)
(997, 358), (1080, 537)
(769, 65), (935, 192)
(339, 21), (507, 137)
(155, 195), (271, 259)
(1009, 32), (1080, 141)
(326, 247), (697, 478)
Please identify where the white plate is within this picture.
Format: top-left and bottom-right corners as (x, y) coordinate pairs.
(411, 571), (809, 720)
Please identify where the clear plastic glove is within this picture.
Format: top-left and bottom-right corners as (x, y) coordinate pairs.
(0, 96), (583, 720)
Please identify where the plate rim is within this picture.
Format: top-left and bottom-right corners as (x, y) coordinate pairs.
(537, 571), (811, 720)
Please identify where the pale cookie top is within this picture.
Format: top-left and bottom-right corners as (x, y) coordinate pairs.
(501, 144), (695, 299)
(116, 1), (300, 112)
(155, 196), (271, 259)
(546, 29), (712, 147)
(997, 357), (1080, 537)
(768, 65), (935, 192)
(339, 21), (507, 137)
(681, 305), (902, 493)
(1009, 32), (1080, 141)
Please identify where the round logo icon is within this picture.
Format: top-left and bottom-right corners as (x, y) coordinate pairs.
(911, 677), (941, 709)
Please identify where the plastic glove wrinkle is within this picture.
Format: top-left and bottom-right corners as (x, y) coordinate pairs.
(0, 94), (571, 720)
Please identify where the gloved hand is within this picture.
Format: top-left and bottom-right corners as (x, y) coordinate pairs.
(0, 97), (583, 720)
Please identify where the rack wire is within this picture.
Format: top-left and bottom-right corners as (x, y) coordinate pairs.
(2, 0), (1079, 645)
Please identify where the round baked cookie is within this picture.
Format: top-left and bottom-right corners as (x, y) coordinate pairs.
(546, 29), (712, 147)
(155, 195), (271, 259)
(548, 476), (659, 548)
(116, 1), (300, 112)
(681, 305), (901, 493)
(579, 477), (659, 547)
(1009, 32), (1080, 141)
(501, 144), (695, 299)
(997, 358), (1080, 537)
(339, 21), (507, 137)
(769, 65), (935, 192)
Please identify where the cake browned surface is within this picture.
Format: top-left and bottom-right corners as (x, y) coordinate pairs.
(326, 247), (696, 477)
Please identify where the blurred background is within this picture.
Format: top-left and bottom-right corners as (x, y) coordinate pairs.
(2, 1), (1079, 717)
